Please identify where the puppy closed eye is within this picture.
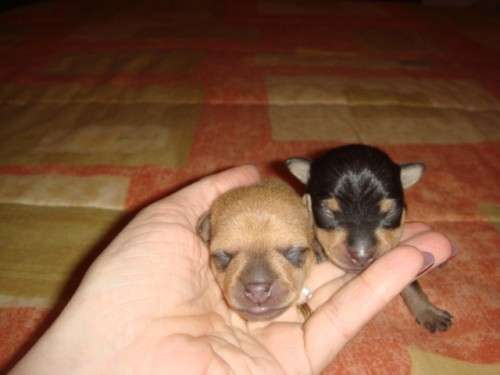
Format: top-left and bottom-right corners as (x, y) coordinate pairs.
(281, 246), (308, 267)
(381, 209), (402, 229)
(211, 251), (234, 271)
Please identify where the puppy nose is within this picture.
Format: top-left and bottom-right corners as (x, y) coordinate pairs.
(244, 282), (272, 304)
(348, 248), (375, 266)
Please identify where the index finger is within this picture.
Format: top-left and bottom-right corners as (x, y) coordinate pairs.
(304, 246), (426, 373)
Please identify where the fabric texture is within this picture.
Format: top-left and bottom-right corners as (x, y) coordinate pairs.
(0, 1), (499, 373)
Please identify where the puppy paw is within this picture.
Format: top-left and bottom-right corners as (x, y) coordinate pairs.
(416, 307), (453, 333)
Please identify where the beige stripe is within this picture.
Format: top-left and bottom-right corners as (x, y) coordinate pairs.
(269, 104), (500, 143)
(0, 175), (129, 209)
(266, 76), (500, 110)
(0, 295), (50, 309)
(255, 51), (430, 70)
(0, 103), (199, 167)
(270, 104), (360, 142)
(45, 51), (203, 75)
(409, 346), (500, 375)
(0, 83), (202, 104)
(353, 106), (500, 144)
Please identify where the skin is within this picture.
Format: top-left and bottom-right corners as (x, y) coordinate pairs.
(10, 165), (453, 375)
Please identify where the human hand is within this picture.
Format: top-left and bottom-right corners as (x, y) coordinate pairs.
(11, 165), (453, 375)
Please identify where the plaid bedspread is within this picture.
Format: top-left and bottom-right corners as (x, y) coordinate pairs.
(1, 0), (499, 373)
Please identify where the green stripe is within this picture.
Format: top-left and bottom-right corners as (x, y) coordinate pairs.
(479, 203), (500, 231)
(0, 203), (126, 306)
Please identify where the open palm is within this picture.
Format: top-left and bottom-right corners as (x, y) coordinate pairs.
(12, 165), (452, 375)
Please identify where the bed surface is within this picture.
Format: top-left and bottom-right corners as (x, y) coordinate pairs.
(1, 1), (499, 373)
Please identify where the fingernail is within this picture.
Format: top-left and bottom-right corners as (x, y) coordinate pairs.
(451, 243), (459, 257)
(417, 251), (435, 277)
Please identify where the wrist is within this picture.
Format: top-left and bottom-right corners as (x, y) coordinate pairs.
(10, 296), (105, 374)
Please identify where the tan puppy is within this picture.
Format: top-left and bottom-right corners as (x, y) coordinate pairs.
(197, 180), (316, 321)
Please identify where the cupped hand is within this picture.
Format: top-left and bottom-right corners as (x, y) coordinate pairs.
(11, 165), (453, 375)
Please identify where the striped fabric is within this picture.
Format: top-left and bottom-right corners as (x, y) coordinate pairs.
(0, 1), (499, 373)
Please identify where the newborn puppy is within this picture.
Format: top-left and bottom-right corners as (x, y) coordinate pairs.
(197, 180), (316, 321)
(287, 144), (453, 332)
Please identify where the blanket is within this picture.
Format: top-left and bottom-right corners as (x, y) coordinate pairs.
(1, 1), (499, 373)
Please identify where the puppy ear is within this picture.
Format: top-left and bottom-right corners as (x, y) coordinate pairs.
(303, 194), (327, 263)
(302, 193), (315, 227)
(197, 212), (211, 244)
(400, 163), (425, 189)
(286, 157), (311, 185)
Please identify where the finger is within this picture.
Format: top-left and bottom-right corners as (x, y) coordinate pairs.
(402, 229), (453, 267)
(308, 273), (355, 311)
(305, 262), (345, 290)
(302, 262), (347, 311)
(304, 246), (425, 373)
(148, 165), (260, 224)
(306, 226), (451, 313)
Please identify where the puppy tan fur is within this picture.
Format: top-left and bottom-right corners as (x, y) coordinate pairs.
(197, 180), (315, 321)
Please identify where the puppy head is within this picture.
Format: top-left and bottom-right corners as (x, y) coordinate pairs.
(197, 180), (315, 321)
(287, 144), (424, 272)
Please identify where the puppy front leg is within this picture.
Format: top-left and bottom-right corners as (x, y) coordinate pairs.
(401, 281), (453, 333)
(312, 238), (328, 263)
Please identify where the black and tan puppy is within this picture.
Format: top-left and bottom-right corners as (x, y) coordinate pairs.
(197, 180), (316, 321)
(287, 144), (453, 333)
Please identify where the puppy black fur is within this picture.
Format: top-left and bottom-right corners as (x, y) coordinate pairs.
(287, 144), (453, 333)
(308, 145), (405, 249)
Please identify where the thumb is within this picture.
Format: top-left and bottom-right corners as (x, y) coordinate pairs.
(148, 165), (260, 226)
